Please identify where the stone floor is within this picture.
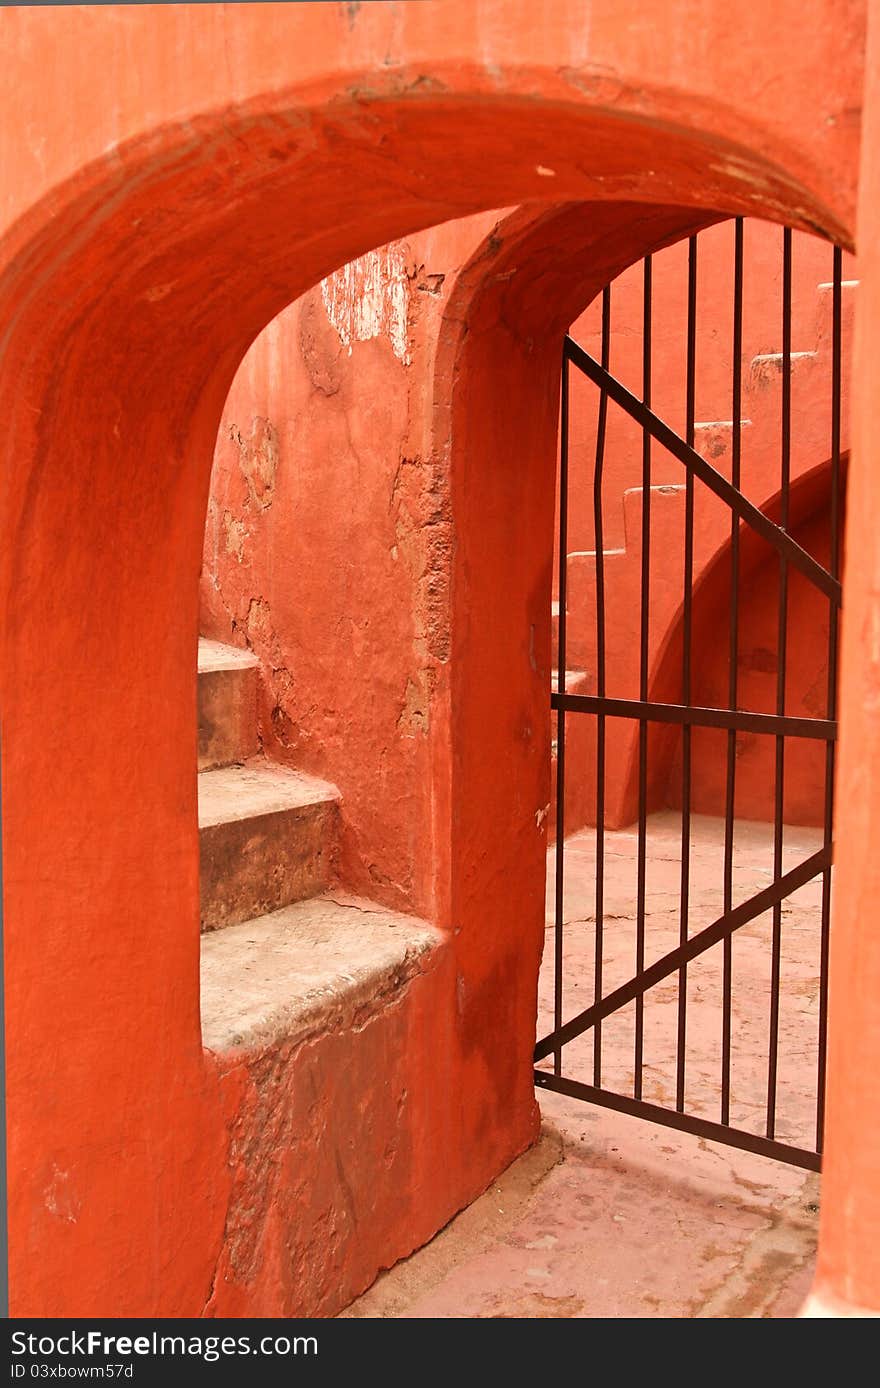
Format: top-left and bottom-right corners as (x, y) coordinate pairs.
(342, 812), (824, 1318)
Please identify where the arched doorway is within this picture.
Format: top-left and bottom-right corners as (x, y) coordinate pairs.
(0, 6), (863, 1316)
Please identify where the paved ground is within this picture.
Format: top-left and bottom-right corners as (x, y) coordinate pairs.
(342, 813), (823, 1318)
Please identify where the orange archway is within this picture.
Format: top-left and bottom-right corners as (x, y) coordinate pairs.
(0, 1), (867, 1317)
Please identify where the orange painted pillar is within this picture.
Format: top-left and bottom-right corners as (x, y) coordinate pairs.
(805, 0), (880, 1319)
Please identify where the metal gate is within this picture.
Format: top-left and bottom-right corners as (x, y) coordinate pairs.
(535, 222), (845, 1170)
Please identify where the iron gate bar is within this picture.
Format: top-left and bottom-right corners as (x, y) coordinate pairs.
(563, 335), (841, 603)
(677, 234), (699, 1112)
(535, 843), (831, 1061)
(721, 217), (745, 1126)
(534, 1072), (821, 1173)
(551, 691), (836, 741)
(593, 285), (612, 1088)
(767, 227), (794, 1140)
(817, 244), (844, 1150)
(635, 256), (653, 1100)
(553, 349), (570, 1077)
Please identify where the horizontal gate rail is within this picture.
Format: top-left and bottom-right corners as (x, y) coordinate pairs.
(564, 335), (841, 605)
(551, 691), (837, 741)
(535, 844), (831, 1062)
(534, 1072), (820, 1172)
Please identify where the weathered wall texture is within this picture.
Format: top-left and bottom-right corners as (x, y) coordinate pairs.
(0, 0), (874, 1321)
(206, 934), (462, 1318)
(810, 0), (880, 1318)
(200, 222), (494, 915)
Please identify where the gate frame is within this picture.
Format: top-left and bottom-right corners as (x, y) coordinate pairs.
(537, 226), (844, 1173)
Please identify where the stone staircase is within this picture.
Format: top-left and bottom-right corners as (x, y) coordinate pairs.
(196, 633), (440, 1060)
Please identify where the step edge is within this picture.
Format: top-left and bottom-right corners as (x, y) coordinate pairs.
(200, 894), (444, 1055)
(749, 351), (817, 366)
(693, 418), (754, 428)
(198, 638), (261, 674)
(197, 762), (342, 829)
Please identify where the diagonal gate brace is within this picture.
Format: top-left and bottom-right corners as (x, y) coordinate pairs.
(535, 844), (831, 1063)
(564, 335), (841, 606)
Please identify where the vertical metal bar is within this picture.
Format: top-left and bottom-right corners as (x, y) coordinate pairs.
(676, 235), (698, 1112)
(554, 350), (571, 1078)
(817, 245), (842, 1151)
(593, 286), (612, 1088)
(767, 227), (792, 1138)
(635, 256), (652, 1099)
(722, 218), (744, 1126)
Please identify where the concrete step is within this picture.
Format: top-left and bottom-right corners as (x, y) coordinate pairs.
(749, 350), (817, 387)
(692, 421), (752, 462)
(200, 893), (441, 1053)
(198, 638), (260, 771)
(815, 277), (858, 353)
(551, 668), (587, 692)
(198, 761), (341, 932)
(817, 278), (859, 290)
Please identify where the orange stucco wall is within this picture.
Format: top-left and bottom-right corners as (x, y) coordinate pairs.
(809, 0), (880, 1318)
(199, 216), (498, 918)
(668, 488), (843, 823)
(0, 0), (875, 1319)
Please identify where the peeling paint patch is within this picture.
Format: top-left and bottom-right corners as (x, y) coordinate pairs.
(244, 596), (274, 648)
(231, 417), (279, 509)
(222, 510), (248, 562)
(397, 674), (429, 736)
(44, 1167), (81, 1224)
(321, 245), (411, 363)
(709, 160), (771, 189)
